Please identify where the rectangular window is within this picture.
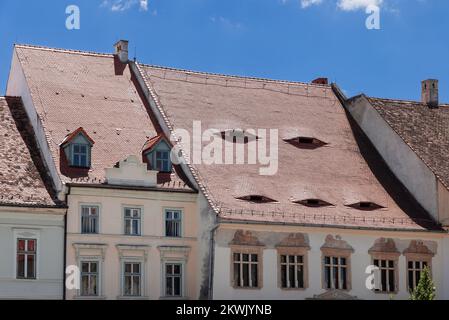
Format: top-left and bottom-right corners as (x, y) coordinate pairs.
(81, 261), (99, 296)
(165, 210), (182, 237)
(155, 150), (171, 172)
(16, 239), (37, 279)
(324, 256), (348, 290)
(233, 252), (259, 288)
(280, 254), (305, 289)
(165, 263), (182, 297)
(72, 144), (88, 167)
(123, 262), (141, 296)
(81, 206), (99, 234)
(374, 259), (396, 293)
(124, 208), (141, 236)
(408, 260), (428, 291)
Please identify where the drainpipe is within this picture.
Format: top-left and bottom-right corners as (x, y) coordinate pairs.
(208, 223), (220, 300)
(62, 185), (71, 300)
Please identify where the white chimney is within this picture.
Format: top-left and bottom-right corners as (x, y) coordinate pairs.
(114, 40), (129, 63)
(421, 79), (439, 107)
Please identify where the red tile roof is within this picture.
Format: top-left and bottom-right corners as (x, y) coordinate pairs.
(15, 45), (193, 192)
(0, 97), (62, 207)
(137, 63), (439, 231)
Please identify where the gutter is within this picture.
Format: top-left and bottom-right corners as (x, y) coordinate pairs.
(62, 185), (71, 300)
(207, 223), (220, 300)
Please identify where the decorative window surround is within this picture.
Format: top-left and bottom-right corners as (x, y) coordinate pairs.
(403, 240), (435, 292)
(158, 246), (190, 299)
(368, 238), (400, 294)
(276, 233), (310, 290)
(320, 235), (354, 291)
(116, 245), (150, 299)
(229, 230), (265, 290)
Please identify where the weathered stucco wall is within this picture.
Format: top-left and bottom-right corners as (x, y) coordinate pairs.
(0, 208), (65, 299)
(213, 224), (445, 300)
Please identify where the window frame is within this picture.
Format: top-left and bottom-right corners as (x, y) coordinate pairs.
(80, 204), (100, 234)
(277, 247), (309, 290)
(123, 206), (142, 236)
(163, 261), (185, 298)
(80, 260), (100, 297)
(16, 238), (37, 280)
(164, 208), (183, 238)
(13, 229), (40, 281)
(70, 143), (90, 168)
(370, 252), (399, 294)
(230, 246), (263, 290)
(122, 261), (142, 297)
(405, 254), (432, 293)
(155, 150), (171, 173)
(321, 248), (352, 291)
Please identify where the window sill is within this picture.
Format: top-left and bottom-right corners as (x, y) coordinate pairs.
(279, 287), (308, 291)
(232, 286), (262, 291)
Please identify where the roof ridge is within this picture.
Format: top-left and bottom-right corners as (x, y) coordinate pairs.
(15, 43), (113, 58)
(369, 96), (449, 107)
(138, 62), (331, 89)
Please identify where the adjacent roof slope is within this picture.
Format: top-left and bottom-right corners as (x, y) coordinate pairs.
(368, 97), (449, 191)
(138, 64), (438, 231)
(15, 45), (192, 192)
(0, 97), (61, 207)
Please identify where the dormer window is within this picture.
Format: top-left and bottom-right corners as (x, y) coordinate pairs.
(219, 130), (259, 144)
(284, 137), (328, 150)
(237, 195), (277, 204)
(142, 135), (173, 173)
(60, 127), (94, 169)
(294, 199), (333, 208)
(72, 144), (89, 167)
(347, 202), (384, 211)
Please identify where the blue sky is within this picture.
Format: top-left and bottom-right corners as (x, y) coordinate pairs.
(0, 0), (448, 101)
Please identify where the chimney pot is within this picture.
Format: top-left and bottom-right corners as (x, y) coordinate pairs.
(421, 79), (439, 108)
(114, 40), (129, 64)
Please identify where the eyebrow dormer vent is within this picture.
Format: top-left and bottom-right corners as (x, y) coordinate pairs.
(220, 129), (259, 144)
(347, 202), (384, 211)
(284, 137), (328, 150)
(237, 195), (277, 204)
(294, 199), (334, 208)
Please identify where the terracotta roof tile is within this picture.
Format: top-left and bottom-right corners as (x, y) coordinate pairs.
(368, 97), (449, 191)
(138, 64), (439, 231)
(0, 96), (61, 207)
(16, 45), (193, 192)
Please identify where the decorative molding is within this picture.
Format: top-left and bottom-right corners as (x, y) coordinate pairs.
(73, 243), (108, 261)
(158, 245), (191, 260)
(320, 235), (353, 253)
(368, 238), (400, 256)
(276, 233), (310, 249)
(229, 230), (264, 247)
(105, 155), (158, 187)
(116, 244), (151, 261)
(403, 240), (435, 257)
(309, 290), (358, 300)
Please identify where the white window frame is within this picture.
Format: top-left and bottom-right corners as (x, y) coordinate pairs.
(122, 261), (143, 297)
(162, 261), (185, 298)
(123, 207), (142, 236)
(71, 143), (90, 167)
(279, 254), (306, 289)
(232, 251), (260, 289)
(79, 259), (101, 297)
(373, 258), (397, 293)
(323, 256), (349, 290)
(80, 204), (100, 234)
(13, 229), (40, 281)
(164, 209), (183, 238)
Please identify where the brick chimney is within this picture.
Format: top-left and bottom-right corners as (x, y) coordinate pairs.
(114, 40), (129, 64)
(421, 79), (439, 108)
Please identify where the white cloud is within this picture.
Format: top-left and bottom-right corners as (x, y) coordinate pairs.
(101, 0), (149, 12)
(337, 0), (383, 11)
(301, 0), (323, 8)
(297, 0), (384, 11)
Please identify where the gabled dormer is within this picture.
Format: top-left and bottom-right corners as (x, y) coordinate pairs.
(60, 127), (94, 168)
(142, 134), (173, 173)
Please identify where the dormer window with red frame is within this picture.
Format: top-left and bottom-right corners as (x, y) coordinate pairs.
(60, 127), (94, 168)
